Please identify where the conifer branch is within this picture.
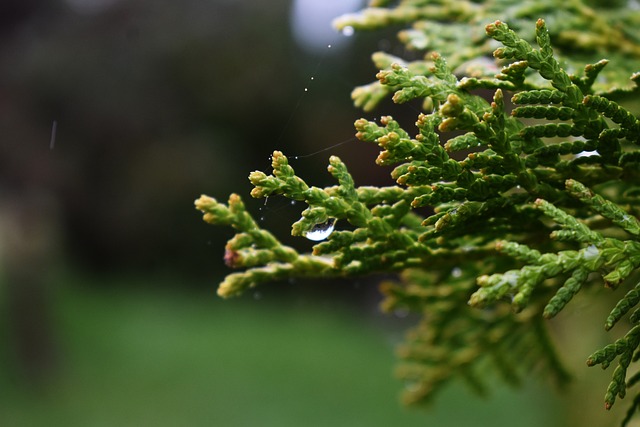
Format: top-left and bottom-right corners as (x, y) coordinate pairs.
(197, 3), (640, 423)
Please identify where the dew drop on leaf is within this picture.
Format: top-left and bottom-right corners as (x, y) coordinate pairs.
(583, 244), (599, 260)
(303, 218), (336, 241)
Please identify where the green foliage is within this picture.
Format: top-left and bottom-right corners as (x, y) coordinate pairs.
(335, 0), (640, 111)
(196, 0), (640, 424)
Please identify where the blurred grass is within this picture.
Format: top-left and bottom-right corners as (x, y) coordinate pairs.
(1, 274), (562, 426)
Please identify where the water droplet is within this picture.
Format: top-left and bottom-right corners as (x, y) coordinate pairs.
(310, 76), (314, 80)
(575, 150), (598, 158)
(451, 267), (462, 278)
(327, 44), (332, 49)
(304, 88), (308, 92)
(290, 200), (297, 205)
(303, 218), (337, 241)
(503, 271), (520, 287)
(583, 244), (599, 260)
(341, 26), (354, 37)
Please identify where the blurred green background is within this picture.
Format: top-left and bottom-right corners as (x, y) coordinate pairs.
(0, 0), (625, 425)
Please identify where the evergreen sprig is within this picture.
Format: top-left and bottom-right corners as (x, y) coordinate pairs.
(335, 0), (640, 112)
(197, 2), (640, 424)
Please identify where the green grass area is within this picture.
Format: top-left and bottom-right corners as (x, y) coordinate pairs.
(1, 275), (563, 426)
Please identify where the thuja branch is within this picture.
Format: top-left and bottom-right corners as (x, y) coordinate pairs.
(195, 193), (336, 297)
(197, 9), (640, 425)
(335, 0), (640, 112)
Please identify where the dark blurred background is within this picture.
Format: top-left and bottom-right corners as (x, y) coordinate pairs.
(0, 0), (388, 278)
(0, 1), (613, 425)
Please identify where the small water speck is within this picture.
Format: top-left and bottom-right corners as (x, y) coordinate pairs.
(451, 267), (462, 278)
(50, 120), (57, 150)
(504, 271), (519, 287)
(341, 26), (354, 37)
(583, 244), (599, 260)
(575, 150), (598, 158)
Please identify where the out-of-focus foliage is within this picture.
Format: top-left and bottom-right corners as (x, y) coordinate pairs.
(335, 0), (640, 112)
